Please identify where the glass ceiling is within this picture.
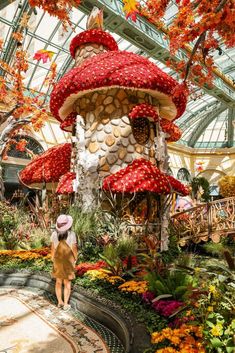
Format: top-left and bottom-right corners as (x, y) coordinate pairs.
(0, 0), (234, 149)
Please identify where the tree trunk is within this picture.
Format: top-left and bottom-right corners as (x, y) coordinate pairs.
(73, 114), (99, 211)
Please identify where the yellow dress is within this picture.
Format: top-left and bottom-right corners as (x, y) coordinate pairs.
(52, 240), (75, 280)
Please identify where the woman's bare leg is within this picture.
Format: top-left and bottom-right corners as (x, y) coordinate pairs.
(63, 279), (71, 306)
(55, 278), (63, 305)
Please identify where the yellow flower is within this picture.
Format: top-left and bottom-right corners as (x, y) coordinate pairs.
(207, 306), (213, 312)
(106, 276), (125, 284)
(209, 285), (217, 294)
(194, 267), (201, 274)
(85, 269), (109, 280)
(211, 324), (223, 337)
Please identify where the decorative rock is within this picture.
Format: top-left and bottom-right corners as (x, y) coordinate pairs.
(97, 123), (105, 131)
(101, 116), (110, 125)
(111, 118), (120, 126)
(127, 145), (135, 153)
(94, 106), (104, 117)
(122, 99), (129, 105)
(97, 94), (106, 106)
(117, 89), (127, 101)
(136, 145), (144, 154)
(90, 135), (97, 142)
(129, 135), (136, 144)
(121, 138), (129, 147)
(88, 113), (96, 124)
(110, 165), (121, 174)
(123, 105), (129, 115)
(121, 126), (131, 137)
(85, 103), (96, 112)
(85, 130), (92, 139)
(88, 142), (99, 153)
(107, 153), (118, 165)
(121, 116), (130, 125)
(97, 131), (106, 142)
(112, 109), (122, 118)
(104, 124), (112, 134)
(114, 99), (121, 108)
(90, 121), (99, 132)
(105, 135), (115, 147)
(91, 93), (98, 103)
(107, 88), (117, 96)
(113, 127), (120, 138)
(105, 104), (115, 114)
(104, 96), (113, 105)
(100, 163), (110, 172)
(80, 98), (87, 109)
(99, 156), (106, 166)
(125, 154), (133, 163)
(100, 143), (108, 151)
(109, 143), (119, 152)
(118, 148), (127, 160)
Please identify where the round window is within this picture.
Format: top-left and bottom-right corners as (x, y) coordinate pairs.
(131, 118), (150, 145)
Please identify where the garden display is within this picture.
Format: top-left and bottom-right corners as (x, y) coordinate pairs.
(0, 3), (234, 353)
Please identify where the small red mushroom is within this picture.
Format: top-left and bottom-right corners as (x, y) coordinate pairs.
(103, 158), (187, 195)
(160, 119), (182, 142)
(56, 172), (75, 194)
(19, 143), (71, 188)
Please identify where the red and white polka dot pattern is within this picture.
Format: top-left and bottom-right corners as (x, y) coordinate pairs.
(160, 119), (182, 142)
(103, 158), (188, 195)
(70, 29), (118, 58)
(50, 51), (188, 123)
(129, 103), (158, 122)
(19, 143), (71, 185)
(56, 172), (76, 194)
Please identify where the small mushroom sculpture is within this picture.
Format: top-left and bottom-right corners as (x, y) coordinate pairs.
(19, 143), (71, 189)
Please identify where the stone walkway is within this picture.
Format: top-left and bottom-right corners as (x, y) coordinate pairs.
(0, 288), (113, 353)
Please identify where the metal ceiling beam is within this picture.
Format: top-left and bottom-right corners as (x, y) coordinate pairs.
(1, 0), (31, 66)
(227, 107), (235, 147)
(77, 0), (235, 106)
(178, 101), (222, 131)
(188, 105), (227, 147)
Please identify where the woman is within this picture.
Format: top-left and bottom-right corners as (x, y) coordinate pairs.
(51, 214), (78, 311)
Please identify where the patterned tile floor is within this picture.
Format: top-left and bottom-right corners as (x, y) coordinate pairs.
(1, 286), (125, 353)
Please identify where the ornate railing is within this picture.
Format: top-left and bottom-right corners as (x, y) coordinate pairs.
(171, 197), (235, 245)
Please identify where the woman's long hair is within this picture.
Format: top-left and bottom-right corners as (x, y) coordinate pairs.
(57, 231), (69, 241)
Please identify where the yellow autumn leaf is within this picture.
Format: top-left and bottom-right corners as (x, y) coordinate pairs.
(123, 0), (138, 16)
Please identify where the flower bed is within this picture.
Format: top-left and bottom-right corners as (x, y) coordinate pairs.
(0, 249), (234, 353)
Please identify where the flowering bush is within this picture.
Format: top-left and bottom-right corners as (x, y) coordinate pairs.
(118, 280), (148, 294)
(0, 248), (51, 261)
(152, 300), (184, 318)
(151, 324), (205, 353)
(75, 260), (106, 276)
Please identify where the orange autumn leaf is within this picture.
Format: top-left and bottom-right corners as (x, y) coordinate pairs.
(16, 139), (28, 152)
(123, 0), (139, 21)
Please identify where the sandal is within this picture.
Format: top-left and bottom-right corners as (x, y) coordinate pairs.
(63, 304), (71, 312)
(57, 303), (64, 308)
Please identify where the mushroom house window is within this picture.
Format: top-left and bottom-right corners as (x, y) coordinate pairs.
(131, 117), (150, 145)
(7, 136), (44, 160)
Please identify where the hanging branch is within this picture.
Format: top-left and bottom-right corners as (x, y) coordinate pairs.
(184, 31), (206, 82)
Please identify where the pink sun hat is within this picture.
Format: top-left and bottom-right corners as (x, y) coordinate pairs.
(56, 214), (73, 233)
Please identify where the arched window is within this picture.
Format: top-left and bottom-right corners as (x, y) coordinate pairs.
(131, 118), (150, 145)
(177, 168), (191, 182)
(7, 136), (44, 159)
